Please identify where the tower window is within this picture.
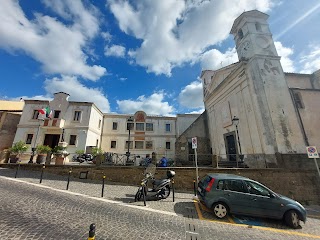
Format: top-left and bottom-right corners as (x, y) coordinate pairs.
(293, 92), (304, 109)
(255, 22), (262, 32)
(238, 29), (244, 39)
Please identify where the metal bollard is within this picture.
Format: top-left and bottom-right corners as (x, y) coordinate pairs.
(14, 163), (20, 178)
(88, 223), (96, 240)
(101, 175), (106, 197)
(193, 178), (196, 196)
(142, 184), (147, 206)
(172, 178), (175, 202)
(39, 165), (45, 184)
(66, 169), (72, 190)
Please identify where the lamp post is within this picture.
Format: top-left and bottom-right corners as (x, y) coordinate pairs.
(28, 119), (44, 164)
(232, 116), (243, 161)
(126, 117), (134, 162)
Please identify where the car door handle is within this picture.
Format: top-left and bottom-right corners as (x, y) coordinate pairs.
(224, 193), (231, 196)
(251, 198), (257, 201)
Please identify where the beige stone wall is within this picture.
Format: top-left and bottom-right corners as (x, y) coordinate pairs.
(3, 164), (319, 205)
(0, 112), (21, 150)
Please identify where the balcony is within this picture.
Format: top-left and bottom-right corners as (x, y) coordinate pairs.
(43, 118), (65, 128)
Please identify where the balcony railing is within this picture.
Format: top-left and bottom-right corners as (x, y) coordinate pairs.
(43, 118), (65, 128)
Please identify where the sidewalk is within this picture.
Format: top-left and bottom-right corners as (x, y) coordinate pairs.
(0, 167), (195, 218)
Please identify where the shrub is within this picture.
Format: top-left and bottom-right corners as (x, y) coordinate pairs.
(36, 145), (52, 154)
(9, 141), (28, 155)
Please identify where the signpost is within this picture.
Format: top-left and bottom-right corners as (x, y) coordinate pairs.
(192, 137), (199, 188)
(306, 146), (320, 179)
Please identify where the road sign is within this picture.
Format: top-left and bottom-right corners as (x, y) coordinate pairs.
(192, 137), (197, 149)
(306, 146), (319, 158)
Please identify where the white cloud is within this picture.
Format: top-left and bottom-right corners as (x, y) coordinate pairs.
(108, 0), (272, 76)
(44, 76), (110, 112)
(117, 92), (175, 116)
(299, 44), (320, 74)
(0, 0), (106, 80)
(200, 48), (238, 70)
(274, 41), (295, 72)
(104, 44), (126, 57)
(187, 109), (205, 114)
(178, 81), (204, 109)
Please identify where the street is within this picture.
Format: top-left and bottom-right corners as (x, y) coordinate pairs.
(0, 168), (320, 239)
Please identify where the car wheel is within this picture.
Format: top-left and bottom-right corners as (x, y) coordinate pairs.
(284, 210), (301, 229)
(212, 202), (228, 219)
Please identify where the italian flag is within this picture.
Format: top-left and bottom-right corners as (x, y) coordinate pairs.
(38, 107), (52, 118)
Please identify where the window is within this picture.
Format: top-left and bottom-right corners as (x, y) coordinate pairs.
(54, 110), (61, 119)
(293, 92), (304, 109)
(112, 122), (118, 130)
(238, 29), (244, 39)
(245, 181), (270, 197)
(73, 111), (81, 121)
(26, 134), (33, 144)
(98, 119), (101, 129)
(111, 141), (116, 148)
(125, 141), (133, 149)
(146, 123), (153, 131)
(136, 123), (144, 131)
(166, 141), (171, 150)
(165, 123), (171, 132)
(69, 135), (77, 145)
(255, 22), (262, 32)
(146, 141), (153, 149)
(224, 180), (247, 193)
(32, 110), (39, 119)
(135, 141), (144, 149)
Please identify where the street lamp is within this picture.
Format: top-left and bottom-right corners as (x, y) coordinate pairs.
(232, 116), (244, 161)
(28, 118), (44, 164)
(126, 117), (134, 162)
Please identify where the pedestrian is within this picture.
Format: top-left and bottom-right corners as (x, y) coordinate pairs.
(159, 156), (168, 167)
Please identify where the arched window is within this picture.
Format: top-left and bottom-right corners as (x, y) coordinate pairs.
(238, 29), (244, 39)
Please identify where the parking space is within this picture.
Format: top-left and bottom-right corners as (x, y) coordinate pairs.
(194, 200), (320, 238)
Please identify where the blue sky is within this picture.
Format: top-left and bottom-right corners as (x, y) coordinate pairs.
(0, 0), (319, 115)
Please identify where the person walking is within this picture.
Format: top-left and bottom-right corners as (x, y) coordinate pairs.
(159, 156), (168, 167)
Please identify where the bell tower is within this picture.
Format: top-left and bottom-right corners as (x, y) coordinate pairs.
(230, 10), (305, 154)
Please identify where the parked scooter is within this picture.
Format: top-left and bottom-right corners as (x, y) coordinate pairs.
(73, 153), (94, 163)
(135, 164), (175, 201)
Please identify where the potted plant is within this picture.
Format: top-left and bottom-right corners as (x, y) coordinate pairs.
(52, 145), (69, 165)
(36, 145), (52, 164)
(9, 141), (28, 163)
(91, 147), (104, 166)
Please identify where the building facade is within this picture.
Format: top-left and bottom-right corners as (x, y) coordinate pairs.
(11, 92), (200, 162)
(200, 10), (320, 168)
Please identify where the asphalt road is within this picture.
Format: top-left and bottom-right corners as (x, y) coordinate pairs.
(1, 169), (320, 240)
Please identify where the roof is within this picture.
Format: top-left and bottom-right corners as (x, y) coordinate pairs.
(230, 10), (269, 34)
(206, 173), (250, 180)
(0, 100), (24, 111)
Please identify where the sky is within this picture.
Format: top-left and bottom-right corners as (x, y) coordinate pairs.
(0, 0), (319, 116)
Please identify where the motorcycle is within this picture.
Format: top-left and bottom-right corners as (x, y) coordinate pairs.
(134, 164), (175, 201)
(72, 153), (94, 163)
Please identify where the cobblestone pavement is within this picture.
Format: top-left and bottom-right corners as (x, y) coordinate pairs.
(1, 167), (320, 240)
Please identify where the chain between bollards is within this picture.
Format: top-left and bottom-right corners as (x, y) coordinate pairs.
(101, 175), (106, 197)
(66, 168), (72, 190)
(39, 164), (45, 184)
(14, 163), (20, 178)
(193, 178), (197, 196)
(88, 223), (96, 240)
(172, 178), (175, 202)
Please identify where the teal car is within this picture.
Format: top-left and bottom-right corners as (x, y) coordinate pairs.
(197, 173), (307, 229)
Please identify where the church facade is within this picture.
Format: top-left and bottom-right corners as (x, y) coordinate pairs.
(200, 10), (320, 168)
